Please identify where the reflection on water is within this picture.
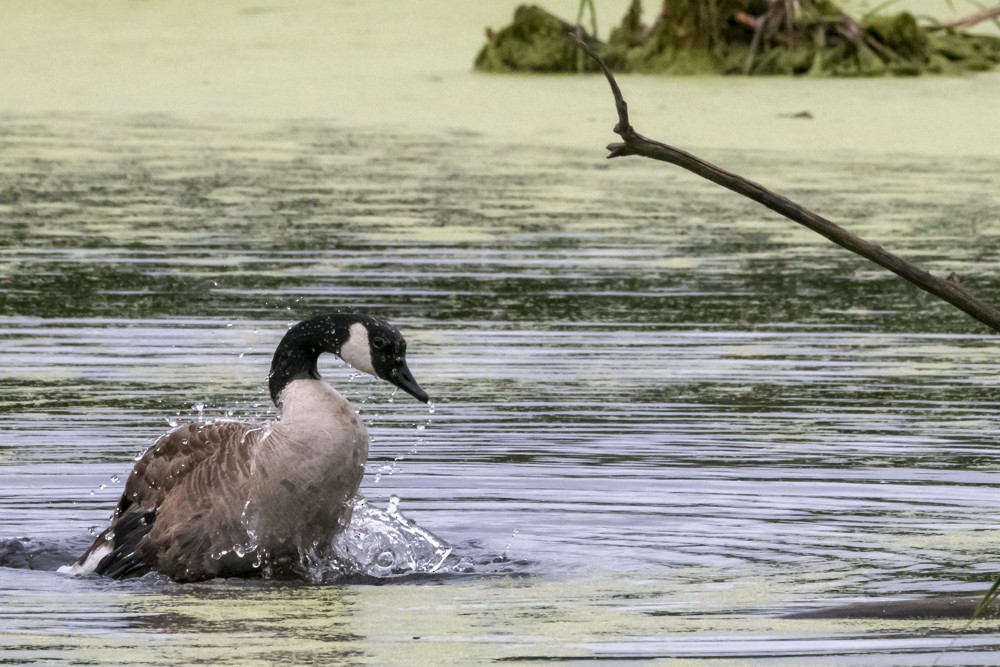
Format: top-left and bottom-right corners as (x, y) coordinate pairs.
(2, 115), (1000, 664)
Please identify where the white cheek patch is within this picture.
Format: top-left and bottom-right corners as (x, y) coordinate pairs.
(339, 322), (377, 377)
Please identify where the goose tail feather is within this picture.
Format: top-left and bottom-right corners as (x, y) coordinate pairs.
(93, 508), (157, 579)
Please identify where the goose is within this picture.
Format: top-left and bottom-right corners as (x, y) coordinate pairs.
(60, 312), (429, 582)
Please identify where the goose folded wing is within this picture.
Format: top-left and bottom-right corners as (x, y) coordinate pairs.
(93, 420), (260, 578)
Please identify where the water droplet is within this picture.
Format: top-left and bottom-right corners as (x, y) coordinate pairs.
(87, 525), (98, 535)
(501, 528), (519, 560)
(110, 474), (119, 483)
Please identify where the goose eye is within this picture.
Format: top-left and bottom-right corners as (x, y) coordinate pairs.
(371, 336), (387, 350)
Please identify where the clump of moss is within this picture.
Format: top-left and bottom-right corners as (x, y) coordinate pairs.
(927, 29), (1000, 73)
(865, 12), (928, 62)
(605, 0), (753, 73)
(475, 1), (1000, 76)
(474, 5), (600, 73)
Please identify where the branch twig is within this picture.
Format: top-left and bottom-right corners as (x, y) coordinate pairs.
(928, 6), (1000, 31)
(571, 33), (1000, 333)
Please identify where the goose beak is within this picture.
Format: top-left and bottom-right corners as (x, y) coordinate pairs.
(389, 364), (430, 403)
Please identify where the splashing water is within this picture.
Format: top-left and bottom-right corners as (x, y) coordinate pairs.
(372, 462), (396, 483)
(204, 495), (450, 582)
(331, 495), (451, 578)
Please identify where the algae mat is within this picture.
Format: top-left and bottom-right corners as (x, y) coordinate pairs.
(0, 1), (998, 155)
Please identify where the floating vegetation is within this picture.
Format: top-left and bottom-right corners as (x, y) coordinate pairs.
(475, 1), (1000, 76)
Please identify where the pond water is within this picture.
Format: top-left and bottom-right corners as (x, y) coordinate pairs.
(4, 2), (1000, 664)
(2, 110), (1000, 665)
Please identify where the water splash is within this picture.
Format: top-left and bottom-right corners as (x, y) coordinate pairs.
(372, 462), (396, 483)
(501, 527), (519, 562)
(330, 495), (451, 578)
(210, 495), (450, 582)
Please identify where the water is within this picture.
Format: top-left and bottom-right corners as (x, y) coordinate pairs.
(2, 110), (1000, 664)
(4, 2), (1000, 663)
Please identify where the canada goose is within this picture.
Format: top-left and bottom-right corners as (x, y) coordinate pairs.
(60, 313), (429, 582)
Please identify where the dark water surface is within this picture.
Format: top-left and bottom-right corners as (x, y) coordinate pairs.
(3, 114), (1000, 664)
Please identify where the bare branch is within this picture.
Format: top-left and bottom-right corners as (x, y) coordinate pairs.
(570, 32), (1000, 333)
(573, 36), (632, 135)
(928, 6), (1000, 31)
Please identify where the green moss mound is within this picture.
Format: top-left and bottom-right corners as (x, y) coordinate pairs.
(474, 5), (600, 73)
(475, 1), (1000, 76)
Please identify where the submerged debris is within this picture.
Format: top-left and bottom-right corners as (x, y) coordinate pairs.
(475, 1), (1000, 76)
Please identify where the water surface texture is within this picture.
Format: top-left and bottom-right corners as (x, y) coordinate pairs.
(3, 111), (1000, 665)
(4, 2), (1000, 665)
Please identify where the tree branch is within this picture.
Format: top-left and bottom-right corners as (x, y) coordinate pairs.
(571, 34), (1000, 333)
(928, 6), (1000, 31)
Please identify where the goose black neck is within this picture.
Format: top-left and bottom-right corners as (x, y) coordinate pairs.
(267, 314), (359, 406)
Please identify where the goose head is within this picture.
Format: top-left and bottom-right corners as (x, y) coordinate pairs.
(268, 313), (429, 406)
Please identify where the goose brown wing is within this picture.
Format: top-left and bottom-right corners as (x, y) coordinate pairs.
(88, 420), (261, 579)
(115, 421), (259, 518)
